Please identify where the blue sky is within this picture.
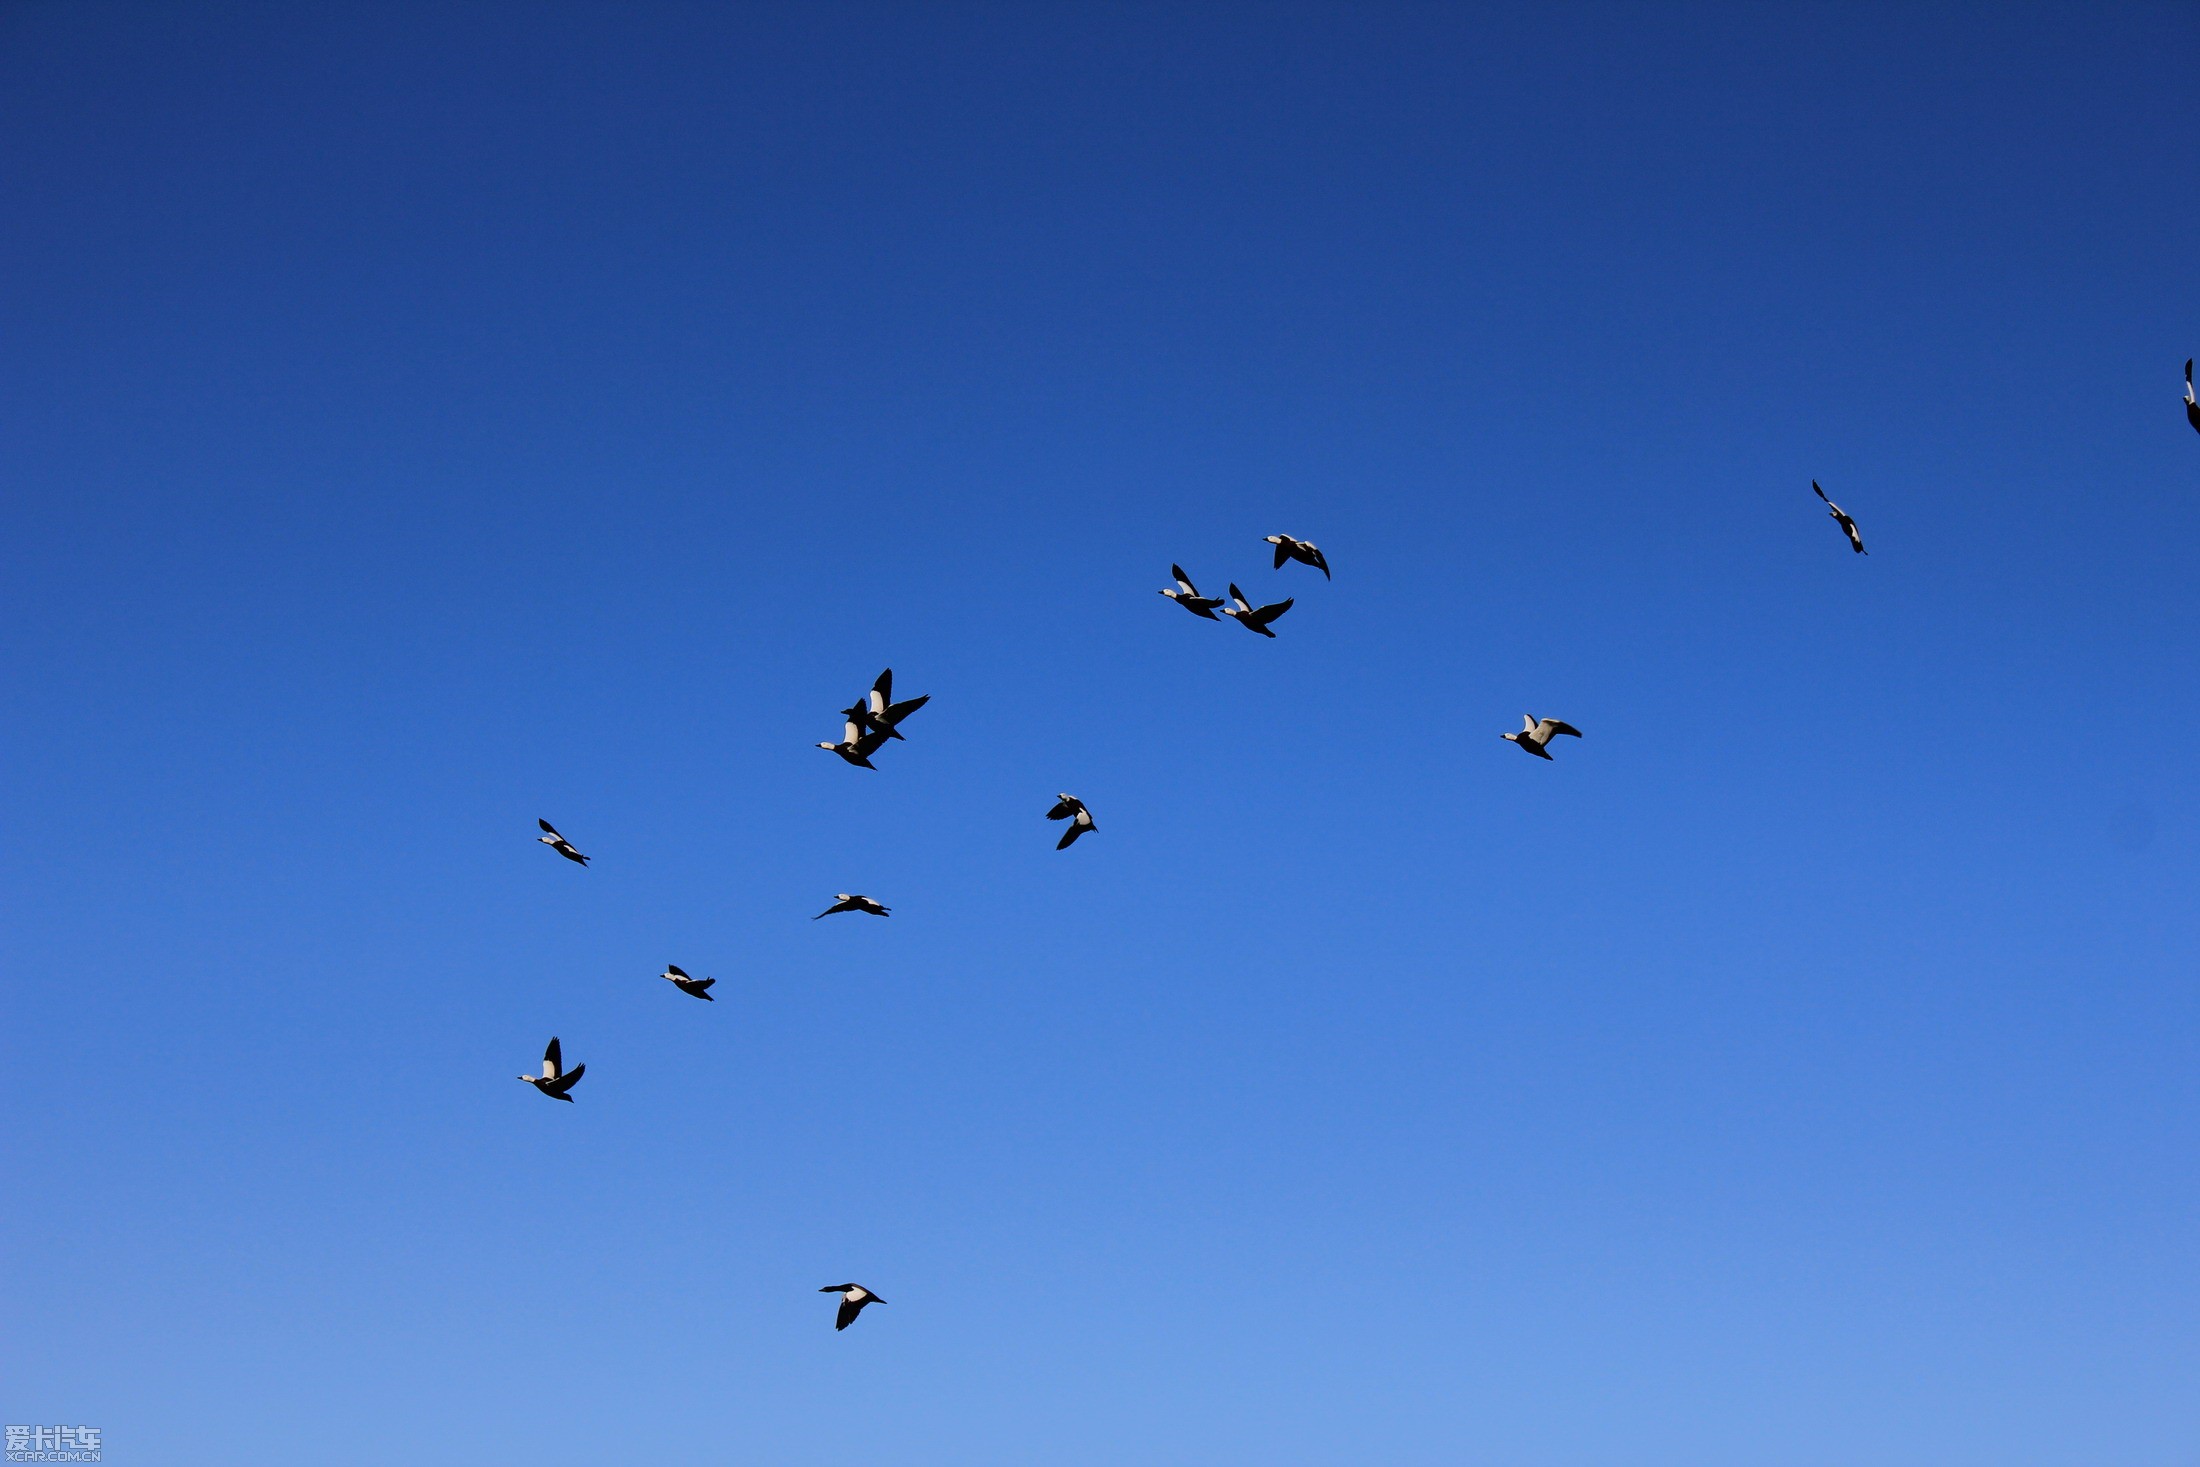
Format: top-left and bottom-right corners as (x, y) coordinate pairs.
(5, 3), (2199, 1463)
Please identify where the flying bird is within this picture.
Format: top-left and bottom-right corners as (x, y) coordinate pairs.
(1502, 715), (1583, 761)
(865, 668), (930, 741)
(820, 1283), (885, 1331)
(817, 715), (890, 769)
(814, 893), (890, 919)
(661, 963), (715, 1001)
(1159, 564), (1225, 619)
(537, 819), (589, 865)
(1265, 534), (1330, 578)
(1811, 481), (1867, 555)
(1047, 793), (1096, 849)
(2185, 359), (2199, 436)
(518, 1036), (585, 1101)
(1219, 583), (1294, 637)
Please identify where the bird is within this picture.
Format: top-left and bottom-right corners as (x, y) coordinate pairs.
(1218, 583), (1293, 637)
(1265, 534), (1330, 578)
(1159, 564), (1225, 619)
(1811, 481), (1867, 555)
(814, 893), (890, 919)
(537, 819), (589, 865)
(817, 715), (890, 769)
(2186, 359), (2199, 436)
(518, 1036), (585, 1101)
(661, 963), (715, 1001)
(1047, 793), (1096, 849)
(820, 1283), (885, 1331)
(865, 668), (930, 741)
(1502, 715), (1583, 761)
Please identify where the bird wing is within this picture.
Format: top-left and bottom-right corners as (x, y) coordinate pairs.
(835, 1297), (863, 1330)
(1047, 798), (1075, 820)
(1542, 720), (1583, 739)
(853, 725), (891, 757)
(1308, 547), (1330, 577)
(884, 693), (928, 724)
(1227, 583), (1250, 611)
(1812, 480), (1834, 507)
(870, 668), (893, 716)
(666, 964), (688, 979)
(693, 976), (715, 991)
(538, 818), (558, 836)
(545, 1062), (583, 1094)
(543, 1036), (563, 1078)
(1272, 541), (1290, 569)
(1172, 565), (1200, 596)
(1249, 597), (1294, 626)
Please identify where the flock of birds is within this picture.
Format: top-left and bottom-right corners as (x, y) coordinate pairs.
(508, 364), (2200, 1332)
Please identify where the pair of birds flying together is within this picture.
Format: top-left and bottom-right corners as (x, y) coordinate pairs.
(1161, 567), (1293, 636)
(520, 969), (714, 1110)
(818, 668), (930, 769)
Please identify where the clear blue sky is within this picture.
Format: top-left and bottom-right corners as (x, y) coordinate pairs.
(5, 4), (2199, 1463)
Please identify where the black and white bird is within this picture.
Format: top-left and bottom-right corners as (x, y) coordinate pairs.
(1265, 534), (1330, 579)
(1159, 564), (1226, 619)
(1503, 715), (1583, 761)
(817, 715), (890, 770)
(1811, 481), (1867, 555)
(820, 1283), (885, 1331)
(2185, 359), (2199, 436)
(1219, 583), (1294, 638)
(660, 964), (715, 1001)
(865, 668), (930, 741)
(814, 893), (890, 919)
(1047, 793), (1096, 849)
(537, 819), (589, 866)
(518, 1036), (585, 1101)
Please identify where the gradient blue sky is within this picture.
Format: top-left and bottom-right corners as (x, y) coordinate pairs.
(6, 4), (2200, 1464)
